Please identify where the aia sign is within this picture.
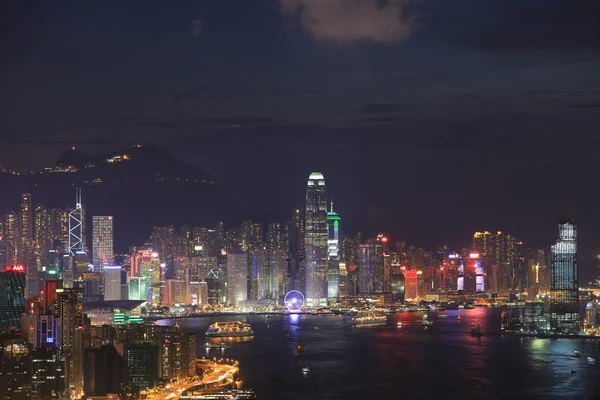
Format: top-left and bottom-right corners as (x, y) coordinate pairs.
(4, 265), (25, 273)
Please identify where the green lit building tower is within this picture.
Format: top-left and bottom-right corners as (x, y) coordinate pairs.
(550, 220), (579, 334)
(0, 265), (26, 330)
(305, 172), (328, 307)
(327, 201), (341, 299)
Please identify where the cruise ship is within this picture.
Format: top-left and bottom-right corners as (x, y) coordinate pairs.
(206, 321), (255, 338)
(344, 311), (387, 325)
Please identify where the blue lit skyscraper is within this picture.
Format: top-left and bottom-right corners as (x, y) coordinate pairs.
(550, 220), (579, 333)
(305, 172), (328, 306)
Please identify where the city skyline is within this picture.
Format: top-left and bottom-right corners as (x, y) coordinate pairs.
(3, 1), (600, 399)
(1, 1), (599, 269)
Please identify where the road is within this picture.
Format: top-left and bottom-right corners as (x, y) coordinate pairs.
(147, 359), (239, 400)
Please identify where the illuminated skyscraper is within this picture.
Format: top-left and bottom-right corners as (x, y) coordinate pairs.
(327, 201), (340, 260)
(2, 212), (17, 265)
(305, 172), (328, 306)
(56, 287), (84, 396)
(68, 189), (84, 256)
(267, 221), (283, 251)
(285, 208), (305, 293)
(0, 265), (26, 329)
(404, 269), (419, 300)
(254, 249), (285, 300)
(92, 216), (114, 272)
(326, 204), (341, 299)
(18, 193), (33, 274)
(358, 238), (384, 294)
(128, 277), (147, 301)
(0, 237), (12, 268)
(226, 250), (247, 307)
(473, 230), (517, 290)
(550, 220), (579, 334)
(103, 265), (122, 301)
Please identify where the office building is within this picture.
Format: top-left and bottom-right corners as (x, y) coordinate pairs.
(358, 238), (384, 294)
(305, 172), (328, 306)
(166, 279), (187, 305)
(103, 265), (122, 301)
(459, 252), (483, 293)
(128, 276), (147, 301)
(31, 346), (65, 400)
(32, 314), (60, 348)
(473, 230), (518, 290)
(125, 341), (159, 389)
(550, 220), (579, 334)
(0, 334), (31, 399)
(0, 237), (13, 269)
(0, 265), (26, 330)
(57, 288), (84, 395)
(84, 345), (126, 397)
(266, 221), (284, 251)
(226, 250), (247, 307)
(18, 193), (33, 275)
(92, 216), (114, 272)
(68, 188), (85, 256)
(404, 269), (419, 300)
(254, 249), (285, 300)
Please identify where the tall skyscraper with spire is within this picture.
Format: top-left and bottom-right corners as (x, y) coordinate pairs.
(305, 172), (328, 306)
(68, 188), (84, 256)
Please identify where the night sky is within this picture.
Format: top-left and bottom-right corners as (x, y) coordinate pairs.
(1, 1), (599, 277)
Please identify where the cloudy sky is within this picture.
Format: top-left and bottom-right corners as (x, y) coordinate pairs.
(1, 0), (599, 274)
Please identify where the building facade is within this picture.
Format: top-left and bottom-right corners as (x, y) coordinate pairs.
(92, 216), (114, 272)
(226, 250), (247, 307)
(305, 172), (328, 306)
(550, 220), (579, 334)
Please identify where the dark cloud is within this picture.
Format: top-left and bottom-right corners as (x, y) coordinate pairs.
(468, 0), (600, 50)
(0, 137), (129, 145)
(563, 103), (600, 109)
(196, 116), (280, 126)
(355, 115), (407, 123)
(136, 122), (178, 129)
(172, 85), (209, 102)
(361, 104), (405, 113)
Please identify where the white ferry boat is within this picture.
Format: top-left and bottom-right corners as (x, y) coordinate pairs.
(206, 321), (255, 338)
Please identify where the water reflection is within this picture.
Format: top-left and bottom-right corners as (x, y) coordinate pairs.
(166, 309), (600, 400)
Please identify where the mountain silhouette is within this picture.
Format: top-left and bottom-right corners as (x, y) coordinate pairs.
(0, 144), (248, 252)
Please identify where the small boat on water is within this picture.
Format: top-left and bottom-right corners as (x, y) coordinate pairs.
(470, 324), (483, 338)
(294, 341), (306, 356)
(206, 321), (254, 338)
(423, 320), (434, 326)
(587, 357), (595, 363)
(302, 367), (310, 374)
(570, 351), (581, 358)
(544, 359), (554, 364)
